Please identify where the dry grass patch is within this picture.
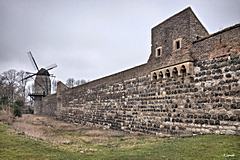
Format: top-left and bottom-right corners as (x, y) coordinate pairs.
(0, 114), (239, 160)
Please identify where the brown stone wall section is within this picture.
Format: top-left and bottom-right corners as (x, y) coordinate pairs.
(189, 10), (209, 41)
(191, 24), (240, 61)
(42, 93), (57, 116)
(56, 51), (239, 135)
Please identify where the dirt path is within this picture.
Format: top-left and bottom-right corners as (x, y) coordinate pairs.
(10, 114), (128, 146)
(7, 114), (143, 153)
(0, 114), (161, 155)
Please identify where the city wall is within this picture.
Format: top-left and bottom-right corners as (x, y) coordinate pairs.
(41, 14), (240, 136)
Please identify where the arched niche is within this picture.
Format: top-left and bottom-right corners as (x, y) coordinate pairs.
(152, 72), (157, 81)
(180, 65), (187, 77)
(165, 69), (170, 79)
(159, 71), (163, 81)
(172, 67), (178, 79)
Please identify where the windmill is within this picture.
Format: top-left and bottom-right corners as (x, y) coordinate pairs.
(22, 51), (57, 114)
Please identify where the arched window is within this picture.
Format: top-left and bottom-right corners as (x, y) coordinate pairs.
(180, 65), (187, 77)
(152, 72), (157, 81)
(172, 67), (178, 79)
(159, 71), (163, 82)
(165, 69), (170, 79)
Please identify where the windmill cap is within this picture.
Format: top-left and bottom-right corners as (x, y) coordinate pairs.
(37, 68), (50, 76)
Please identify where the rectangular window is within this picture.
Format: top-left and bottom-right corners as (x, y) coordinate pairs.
(155, 47), (162, 57)
(173, 38), (182, 51)
(176, 40), (180, 49)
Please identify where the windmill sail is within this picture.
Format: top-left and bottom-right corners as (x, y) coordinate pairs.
(27, 51), (39, 71)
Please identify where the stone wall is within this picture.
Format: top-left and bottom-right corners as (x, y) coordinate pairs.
(191, 24), (240, 61)
(40, 9), (240, 136)
(42, 93), (57, 116)
(54, 51), (240, 135)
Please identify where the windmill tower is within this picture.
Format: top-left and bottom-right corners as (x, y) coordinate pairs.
(23, 51), (57, 114)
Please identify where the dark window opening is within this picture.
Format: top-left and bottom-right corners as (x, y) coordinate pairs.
(157, 48), (161, 56)
(152, 72), (157, 81)
(172, 67), (178, 79)
(176, 40), (181, 49)
(180, 65), (187, 77)
(165, 70), (170, 79)
(159, 72), (163, 81)
(156, 47), (162, 57)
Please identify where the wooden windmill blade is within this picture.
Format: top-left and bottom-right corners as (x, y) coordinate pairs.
(25, 71), (35, 75)
(45, 64), (57, 71)
(27, 51), (39, 71)
(20, 73), (37, 81)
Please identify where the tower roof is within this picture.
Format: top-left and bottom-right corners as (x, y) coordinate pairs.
(152, 7), (208, 34)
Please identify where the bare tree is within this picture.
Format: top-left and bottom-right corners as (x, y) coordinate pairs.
(66, 78), (75, 88)
(0, 70), (29, 104)
(0, 75), (6, 104)
(75, 80), (81, 86)
(80, 79), (87, 85)
(74, 79), (87, 86)
(1, 69), (18, 103)
(16, 70), (28, 102)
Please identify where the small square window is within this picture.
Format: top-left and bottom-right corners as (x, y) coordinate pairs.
(155, 47), (162, 57)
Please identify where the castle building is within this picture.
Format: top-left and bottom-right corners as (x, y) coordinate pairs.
(39, 7), (240, 135)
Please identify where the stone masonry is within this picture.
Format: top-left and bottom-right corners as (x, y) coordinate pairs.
(41, 7), (240, 135)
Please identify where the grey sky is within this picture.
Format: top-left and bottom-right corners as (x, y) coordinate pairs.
(0, 0), (240, 83)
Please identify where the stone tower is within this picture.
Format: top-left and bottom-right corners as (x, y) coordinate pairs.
(148, 7), (209, 83)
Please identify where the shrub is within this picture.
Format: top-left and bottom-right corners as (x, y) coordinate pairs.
(12, 100), (24, 117)
(0, 96), (9, 105)
(28, 107), (34, 114)
(13, 105), (22, 117)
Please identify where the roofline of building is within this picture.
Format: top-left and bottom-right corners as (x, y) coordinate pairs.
(188, 7), (209, 35)
(152, 7), (192, 30)
(69, 62), (148, 90)
(193, 23), (240, 44)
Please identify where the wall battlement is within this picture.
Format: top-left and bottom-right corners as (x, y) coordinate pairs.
(41, 7), (240, 135)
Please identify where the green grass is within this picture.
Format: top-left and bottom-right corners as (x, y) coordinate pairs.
(0, 124), (82, 160)
(0, 123), (239, 160)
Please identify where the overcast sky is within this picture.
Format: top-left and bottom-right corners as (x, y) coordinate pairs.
(1, 0), (240, 83)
